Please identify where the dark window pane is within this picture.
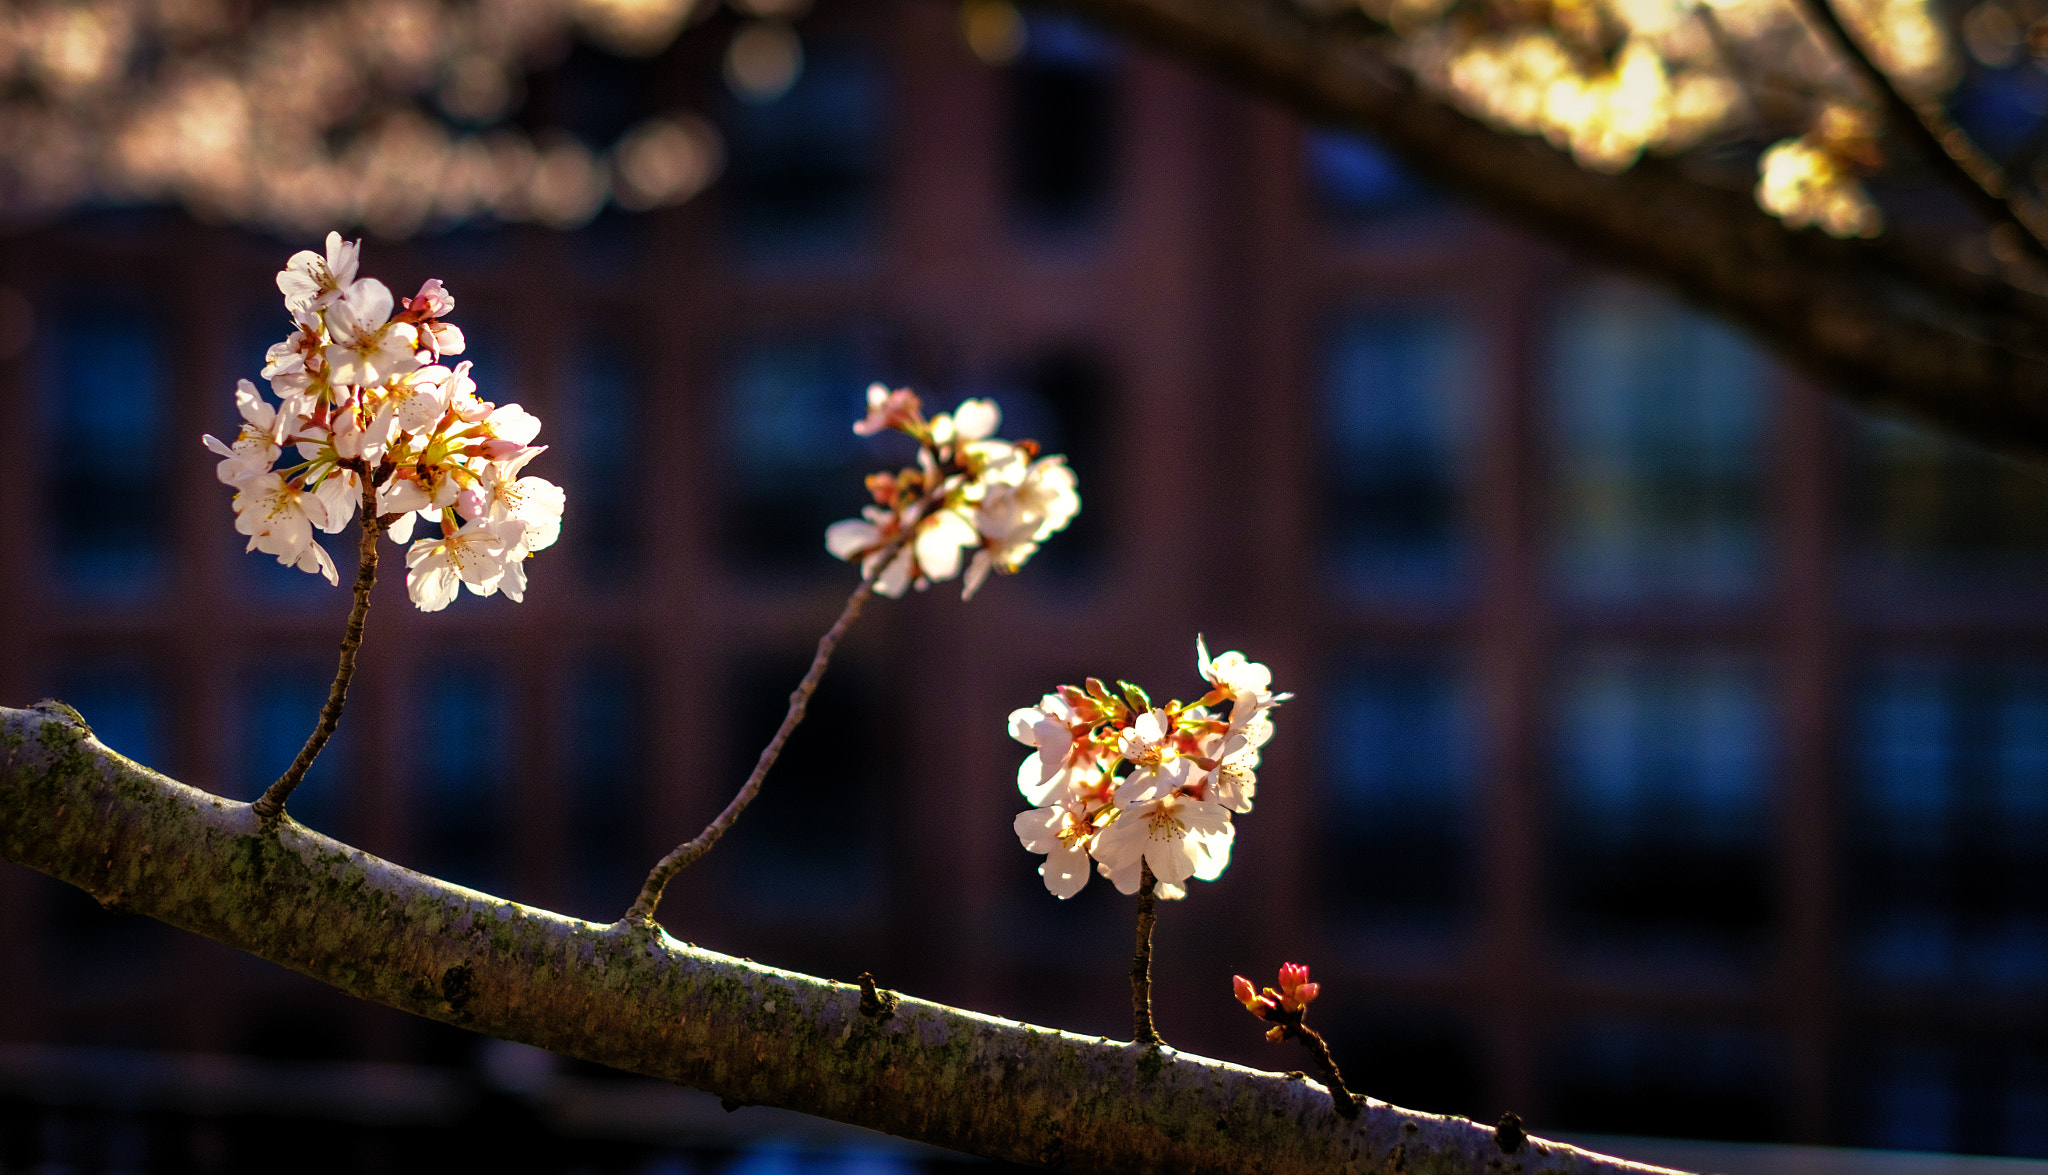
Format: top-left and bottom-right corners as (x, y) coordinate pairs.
(45, 301), (170, 600)
(1550, 286), (1768, 603)
(567, 342), (643, 580)
(724, 39), (883, 259)
(1320, 310), (1474, 597)
(722, 653), (883, 910)
(1844, 412), (2048, 593)
(1319, 657), (1477, 937)
(984, 348), (1108, 579)
(1545, 1022), (1783, 1142)
(1848, 657), (2048, 992)
(720, 334), (905, 571)
(236, 661), (348, 832)
(1852, 1043), (1960, 1152)
(1551, 653), (1772, 957)
(562, 654), (647, 920)
(415, 669), (510, 894)
(1007, 12), (1118, 232)
(1306, 130), (1427, 217)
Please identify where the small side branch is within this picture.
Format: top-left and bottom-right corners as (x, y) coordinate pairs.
(623, 574), (877, 925)
(1797, 0), (2048, 258)
(1131, 861), (1163, 1047)
(1284, 1020), (1360, 1119)
(252, 476), (381, 827)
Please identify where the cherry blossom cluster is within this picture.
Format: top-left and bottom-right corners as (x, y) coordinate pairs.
(1233, 963), (1320, 1042)
(1011, 639), (1290, 901)
(825, 386), (1079, 599)
(202, 233), (565, 612)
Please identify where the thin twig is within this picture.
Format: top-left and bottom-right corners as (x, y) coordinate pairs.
(1797, 0), (2048, 259)
(253, 475), (380, 827)
(622, 572), (878, 925)
(1130, 861), (1162, 1047)
(1285, 1020), (1360, 1118)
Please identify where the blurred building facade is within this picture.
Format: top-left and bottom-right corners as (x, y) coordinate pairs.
(3, 0), (2048, 1167)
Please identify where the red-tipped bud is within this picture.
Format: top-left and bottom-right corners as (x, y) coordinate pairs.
(1265, 1025), (1285, 1042)
(1276, 962), (1318, 1012)
(1232, 974), (1260, 1011)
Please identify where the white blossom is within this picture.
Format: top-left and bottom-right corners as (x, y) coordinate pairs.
(1014, 799), (1102, 899)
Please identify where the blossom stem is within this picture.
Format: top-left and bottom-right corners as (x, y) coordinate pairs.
(622, 572), (878, 926)
(1130, 861), (1163, 1047)
(253, 476), (380, 828)
(1286, 1021), (1360, 1119)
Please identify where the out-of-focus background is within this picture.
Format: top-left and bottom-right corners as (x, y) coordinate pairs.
(5, 0), (2048, 1170)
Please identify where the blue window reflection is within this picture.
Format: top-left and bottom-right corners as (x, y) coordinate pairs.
(722, 335), (902, 570)
(1320, 310), (1474, 598)
(237, 661), (347, 832)
(1857, 1044), (1959, 1152)
(567, 343), (642, 581)
(562, 654), (646, 920)
(724, 40), (883, 260)
(416, 668), (509, 894)
(1319, 658), (1476, 933)
(50, 663), (164, 770)
(1306, 131), (1427, 217)
(45, 301), (169, 600)
(1552, 654), (1771, 952)
(1007, 13), (1119, 234)
(1550, 286), (1768, 603)
(1850, 657), (2048, 992)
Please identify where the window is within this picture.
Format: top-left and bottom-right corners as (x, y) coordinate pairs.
(562, 654), (648, 920)
(1320, 310), (1475, 597)
(44, 301), (170, 600)
(414, 668), (510, 895)
(1305, 130), (1428, 218)
(721, 333), (904, 571)
(724, 39), (883, 259)
(236, 660), (349, 833)
(721, 652), (886, 911)
(1845, 412), (2048, 591)
(1007, 12), (1118, 233)
(1545, 1021), (1783, 1142)
(565, 342), (643, 581)
(985, 348), (1110, 578)
(1848, 657), (2048, 991)
(1318, 657), (1478, 937)
(1551, 653), (1773, 956)
(1549, 286), (1769, 603)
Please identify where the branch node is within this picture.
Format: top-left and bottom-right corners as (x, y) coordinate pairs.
(1496, 1112), (1527, 1155)
(30, 699), (90, 737)
(858, 971), (899, 1020)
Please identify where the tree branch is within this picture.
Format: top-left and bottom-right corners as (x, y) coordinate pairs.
(1039, 0), (2048, 459)
(1793, 0), (2048, 260)
(0, 703), (1693, 1175)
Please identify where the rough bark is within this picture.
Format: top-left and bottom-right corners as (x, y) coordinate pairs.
(1041, 0), (2048, 461)
(0, 703), (1690, 1175)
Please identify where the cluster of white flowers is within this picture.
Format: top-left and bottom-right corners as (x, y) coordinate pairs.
(1011, 639), (1290, 901)
(202, 232), (565, 611)
(825, 386), (1080, 599)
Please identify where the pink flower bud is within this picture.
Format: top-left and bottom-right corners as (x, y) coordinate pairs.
(1232, 975), (1259, 1011)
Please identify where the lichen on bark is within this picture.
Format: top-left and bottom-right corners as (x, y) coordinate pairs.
(0, 704), (1690, 1175)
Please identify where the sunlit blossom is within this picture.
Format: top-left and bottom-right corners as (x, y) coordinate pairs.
(201, 232), (565, 610)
